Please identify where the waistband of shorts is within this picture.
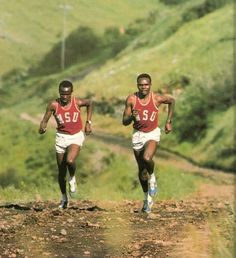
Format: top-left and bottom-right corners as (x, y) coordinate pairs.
(56, 130), (83, 136)
(133, 127), (160, 134)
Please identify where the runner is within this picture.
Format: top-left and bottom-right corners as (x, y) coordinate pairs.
(122, 73), (175, 213)
(38, 80), (93, 208)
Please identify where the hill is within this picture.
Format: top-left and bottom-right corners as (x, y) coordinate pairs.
(0, 0), (234, 192)
(0, 1), (234, 172)
(0, 0), (158, 76)
(0, 2), (234, 256)
(71, 2), (234, 170)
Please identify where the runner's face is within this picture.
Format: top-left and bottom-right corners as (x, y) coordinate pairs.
(137, 78), (151, 96)
(59, 87), (72, 104)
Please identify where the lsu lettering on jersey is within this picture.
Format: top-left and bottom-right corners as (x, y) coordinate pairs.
(54, 97), (83, 134)
(133, 91), (159, 132)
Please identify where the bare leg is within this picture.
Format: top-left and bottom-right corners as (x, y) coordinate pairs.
(66, 144), (81, 177)
(133, 140), (158, 193)
(143, 140), (158, 175)
(133, 148), (148, 193)
(56, 152), (67, 195)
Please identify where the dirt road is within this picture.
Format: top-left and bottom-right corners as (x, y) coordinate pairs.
(0, 182), (234, 258)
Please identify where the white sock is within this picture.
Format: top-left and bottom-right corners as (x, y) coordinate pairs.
(150, 173), (156, 183)
(144, 192), (152, 203)
(69, 175), (76, 183)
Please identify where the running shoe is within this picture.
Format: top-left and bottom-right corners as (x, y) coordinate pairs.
(69, 176), (76, 197)
(142, 200), (153, 213)
(148, 180), (157, 197)
(59, 199), (68, 209)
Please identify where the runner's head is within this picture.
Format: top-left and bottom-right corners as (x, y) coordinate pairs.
(59, 80), (73, 92)
(59, 80), (73, 105)
(137, 73), (152, 97)
(137, 73), (152, 84)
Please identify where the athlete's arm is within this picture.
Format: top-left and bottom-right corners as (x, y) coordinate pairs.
(155, 94), (175, 134)
(77, 98), (93, 135)
(122, 95), (135, 126)
(38, 102), (55, 134)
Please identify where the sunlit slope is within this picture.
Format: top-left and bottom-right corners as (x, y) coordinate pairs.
(0, 0), (158, 75)
(73, 4), (233, 99)
(1, 3), (234, 171)
(184, 106), (235, 171)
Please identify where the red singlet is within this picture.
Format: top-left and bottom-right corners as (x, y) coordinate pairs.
(53, 97), (83, 134)
(133, 92), (159, 132)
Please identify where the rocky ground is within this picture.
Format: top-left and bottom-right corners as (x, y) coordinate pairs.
(0, 179), (234, 258)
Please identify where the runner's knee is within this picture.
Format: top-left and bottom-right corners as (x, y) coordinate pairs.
(66, 158), (75, 167)
(143, 153), (153, 163)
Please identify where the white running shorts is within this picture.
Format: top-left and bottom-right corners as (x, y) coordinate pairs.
(55, 131), (85, 153)
(132, 127), (161, 151)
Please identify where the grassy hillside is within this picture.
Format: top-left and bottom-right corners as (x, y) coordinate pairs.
(71, 4), (233, 99)
(179, 106), (235, 170)
(0, 0), (234, 202)
(0, 0), (158, 75)
(2, 2), (234, 171)
(69, 3), (234, 170)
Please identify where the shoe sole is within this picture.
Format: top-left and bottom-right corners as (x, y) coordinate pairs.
(59, 202), (68, 209)
(142, 201), (153, 213)
(142, 208), (151, 213)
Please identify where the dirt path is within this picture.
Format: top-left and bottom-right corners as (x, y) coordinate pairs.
(2, 114), (232, 257)
(0, 188), (234, 258)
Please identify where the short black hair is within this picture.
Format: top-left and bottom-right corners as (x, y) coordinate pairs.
(137, 73), (152, 84)
(59, 80), (73, 91)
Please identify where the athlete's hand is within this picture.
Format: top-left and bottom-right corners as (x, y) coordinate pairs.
(132, 110), (140, 121)
(85, 123), (92, 135)
(165, 122), (172, 134)
(38, 127), (47, 134)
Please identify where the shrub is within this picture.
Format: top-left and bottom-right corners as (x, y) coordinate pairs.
(159, 0), (188, 5)
(103, 26), (130, 55)
(29, 26), (101, 75)
(66, 26), (101, 61)
(174, 72), (234, 142)
(182, 0), (232, 22)
(0, 168), (20, 187)
(174, 84), (208, 142)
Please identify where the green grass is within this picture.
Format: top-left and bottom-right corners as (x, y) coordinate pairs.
(157, 164), (204, 200)
(68, 154), (206, 201)
(0, 184), (60, 204)
(172, 106), (235, 171)
(71, 4), (233, 99)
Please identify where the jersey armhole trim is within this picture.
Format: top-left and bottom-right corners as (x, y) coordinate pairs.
(152, 92), (159, 111)
(74, 97), (81, 113)
(54, 101), (59, 115)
